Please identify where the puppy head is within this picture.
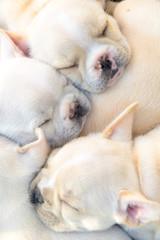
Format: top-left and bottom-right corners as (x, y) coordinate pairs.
(30, 103), (160, 232)
(0, 30), (90, 147)
(4, 0), (131, 93)
(47, 84), (91, 148)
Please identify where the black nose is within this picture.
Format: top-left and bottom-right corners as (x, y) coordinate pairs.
(99, 56), (112, 72)
(30, 187), (44, 205)
(69, 101), (88, 119)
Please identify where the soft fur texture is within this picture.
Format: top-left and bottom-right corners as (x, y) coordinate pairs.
(0, 30), (90, 147)
(0, 0), (131, 94)
(1, 0), (159, 137)
(82, 0), (160, 136)
(31, 103), (160, 240)
(0, 129), (132, 240)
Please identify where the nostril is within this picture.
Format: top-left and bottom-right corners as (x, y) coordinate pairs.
(69, 101), (79, 119)
(74, 104), (83, 118)
(30, 187), (44, 205)
(69, 101), (87, 119)
(99, 56), (112, 71)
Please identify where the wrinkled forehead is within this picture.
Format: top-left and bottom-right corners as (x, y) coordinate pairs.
(47, 136), (121, 167)
(42, 137), (123, 182)
(39, 153), (101, 191)
(46, 135), (133, 175)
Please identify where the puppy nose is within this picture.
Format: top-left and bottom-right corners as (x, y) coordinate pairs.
(99, 56), (112, 71)
(69, 101), (88, 119)
(30, 187), (44, 205)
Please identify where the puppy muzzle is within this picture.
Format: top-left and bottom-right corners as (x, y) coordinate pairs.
(69, 101), (88, 120)
(30, 187), (44, 205)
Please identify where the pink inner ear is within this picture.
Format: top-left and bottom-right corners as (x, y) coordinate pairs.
(4, 30), (30, 57)
(126, 204), (144, 225)
(11, 36), (30, 57)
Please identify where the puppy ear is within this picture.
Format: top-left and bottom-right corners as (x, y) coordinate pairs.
(4, 30), (29, 56)
(17, 128), (50, 168)
(115, 190), (160, 227)
(0, 29), (29, 60)
(102, 102), (138, 141)
(17, 128), (47, 153)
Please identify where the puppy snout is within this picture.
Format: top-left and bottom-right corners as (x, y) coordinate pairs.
(69, 101), (87, 119)
(98, 55), (119, 79)
(99, 56), (112, 71)
(30, 187), (44, 205)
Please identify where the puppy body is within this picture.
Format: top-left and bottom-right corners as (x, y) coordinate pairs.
(0, 129), (51, 240)
(0, 129), (132, 240)
(31, 103), (160, 240)
(0, 30), (90, 147)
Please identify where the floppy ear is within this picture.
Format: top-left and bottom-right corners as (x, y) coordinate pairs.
(102, 102), (138, 141)
(17, 128), (50, 168)
(115, 190), (160, 227)
(0, 29), (29, 60)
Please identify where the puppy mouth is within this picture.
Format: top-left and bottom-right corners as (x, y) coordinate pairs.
(107, 66), (124, 87)
(111, 68), (119, 79)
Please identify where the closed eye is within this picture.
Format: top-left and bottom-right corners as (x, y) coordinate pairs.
(39, 119), (51, 127)
(61, 200), (80, 212)
(57, 64), (78, 70)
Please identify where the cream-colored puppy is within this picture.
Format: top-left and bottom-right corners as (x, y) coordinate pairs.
(0, 0), (131, 94)
(1, 0), (160, 137)
(0, 30), (90, 147)
(0, 129), (132, 240)
(82, 0), (160, 136)
(31, 103), (160, 240)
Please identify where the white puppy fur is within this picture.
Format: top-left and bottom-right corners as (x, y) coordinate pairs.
(0, 30), (90, 147)
(0, 128), (132, 240)
(0, 0), (131, 94)
(0, 0), (159, 138)
(82, 0), (160, 136)
(31, 103), (160, 240)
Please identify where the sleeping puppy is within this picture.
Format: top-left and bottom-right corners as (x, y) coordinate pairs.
(0, 30), (90, 147)
(0, 128), (132, 240)
(0, 0), (131, 94)
(81, 0), (160, 136)
(1, 0), (160, 138)
(31, 103), (160, 240)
